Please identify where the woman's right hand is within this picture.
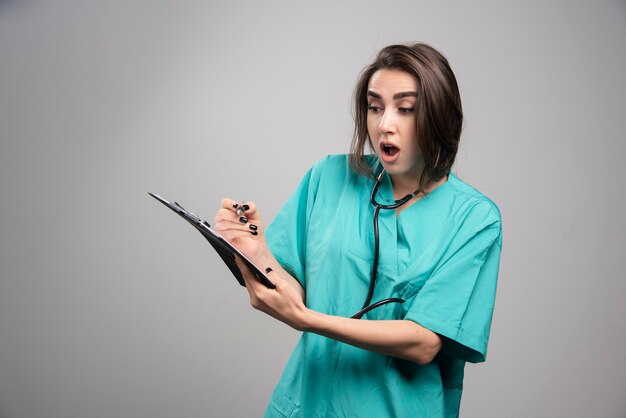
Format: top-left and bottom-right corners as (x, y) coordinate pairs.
(213, 198), (269, 263)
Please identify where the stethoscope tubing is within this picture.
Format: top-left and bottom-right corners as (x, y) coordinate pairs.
(351, 168), (422, 319)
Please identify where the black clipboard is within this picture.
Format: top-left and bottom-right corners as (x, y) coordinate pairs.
(148, 192), (276, 289)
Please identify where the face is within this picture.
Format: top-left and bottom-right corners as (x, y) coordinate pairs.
(366, 68), (423, 185)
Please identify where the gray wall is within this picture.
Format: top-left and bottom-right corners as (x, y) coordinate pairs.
(1, 1), (625, 417)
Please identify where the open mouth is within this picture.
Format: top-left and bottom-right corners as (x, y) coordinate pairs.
(381, 143), (399, 157)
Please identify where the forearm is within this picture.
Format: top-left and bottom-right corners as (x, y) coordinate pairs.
(301, 310), (442, 365)
(225, 215), (438, 365)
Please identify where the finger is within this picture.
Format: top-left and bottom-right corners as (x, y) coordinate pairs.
(238, 201), (257, 216)
(234, 255), (266, 296)
(219, 198), (260, 219)
(214, 207), (243, 224)
(217, 226), (262, 244)
(234, 201), (260, 220)
(214, 213), (264, 235)
(220, 197), (241, 210)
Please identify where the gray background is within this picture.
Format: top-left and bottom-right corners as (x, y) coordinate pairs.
(1, 1), (625, 417)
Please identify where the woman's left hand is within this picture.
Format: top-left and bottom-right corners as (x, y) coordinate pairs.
(234, 256), (310, 331)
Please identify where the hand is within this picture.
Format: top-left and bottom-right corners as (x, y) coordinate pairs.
(213, 198), (268, 262)
(214, 198), (308, 328)
(234, 256), (310, 331)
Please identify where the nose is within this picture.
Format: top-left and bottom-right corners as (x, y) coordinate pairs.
(378, 109), (397, 135)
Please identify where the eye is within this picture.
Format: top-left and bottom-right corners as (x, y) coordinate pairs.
(398, 107), (415, 114)
(367, 104), (382, 113)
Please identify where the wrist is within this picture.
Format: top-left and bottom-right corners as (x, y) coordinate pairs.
(298, 308), (323, 333)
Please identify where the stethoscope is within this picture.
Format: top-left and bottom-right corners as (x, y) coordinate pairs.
(351, 167), (423, 319)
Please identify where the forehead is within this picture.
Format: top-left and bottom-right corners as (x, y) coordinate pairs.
(367, 68), (418, 94)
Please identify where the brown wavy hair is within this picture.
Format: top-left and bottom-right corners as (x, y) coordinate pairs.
(349, 43), (463, 193)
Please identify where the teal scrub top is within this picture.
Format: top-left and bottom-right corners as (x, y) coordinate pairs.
(264, 155), (502, 418)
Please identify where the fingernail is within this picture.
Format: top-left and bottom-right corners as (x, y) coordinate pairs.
(236, 208), (244, 216)
(251, 230), (258, 236)
(249, 224), (258, 231)
(265, 267), (273, 273)
(232, 203), (239, 209)
(239, 216), (248, 224)
(243, 204), (250, 211)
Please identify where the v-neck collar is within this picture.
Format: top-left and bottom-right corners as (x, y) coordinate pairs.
(373, 170), (454, 276)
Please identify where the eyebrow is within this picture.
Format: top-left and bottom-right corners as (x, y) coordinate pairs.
(367, 90), (418, 100)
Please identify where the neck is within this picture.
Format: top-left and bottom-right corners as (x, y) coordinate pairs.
(390, 175), (422, 199)
(389, 164), (428, 199)
(390, 172), (449, 200)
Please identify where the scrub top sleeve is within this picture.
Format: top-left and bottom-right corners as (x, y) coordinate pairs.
(265, 157), (327, 289)
(403, 206), (502, 364)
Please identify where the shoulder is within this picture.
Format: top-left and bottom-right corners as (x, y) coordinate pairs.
(307, 154), (360, 185)
(442, 171), (502, 245)
(309, 153), (380, 180)
(309, 154), (350, 173)
(448, 171), (500, 220)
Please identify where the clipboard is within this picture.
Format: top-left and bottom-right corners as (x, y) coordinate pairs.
(148, 192), (276, 289)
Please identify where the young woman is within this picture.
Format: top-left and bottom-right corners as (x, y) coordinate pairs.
(214, 43), (502, 418)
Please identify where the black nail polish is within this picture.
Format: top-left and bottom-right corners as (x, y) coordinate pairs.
(251, 230), (258, 236)
(243, 204), (250, 211)
(232, 203), (239, 209)
(265, 267), (273, 274)
(249, 224), (258, 231)
(239, 216), (248, 224)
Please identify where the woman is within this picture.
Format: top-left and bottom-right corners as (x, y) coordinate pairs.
(214, 43), (502, 418)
